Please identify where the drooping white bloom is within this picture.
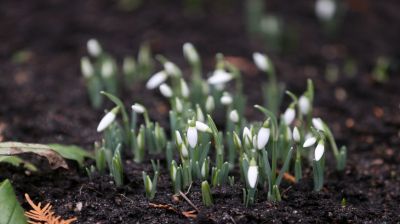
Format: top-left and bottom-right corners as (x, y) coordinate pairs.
(175, 98), (183, 112)
(195, 121), (211, 133)
(131, 103), (145, 114)
(283, 107), (296, 125)
(159, 84), (173, 98)
(196, 105), (205, 122)
(183, 42), (199, 64)
(87, 39), (102, 57)
(187, 124), (198, 148)
(146, 71), (168, 89)
(257, 127), (270, 149)
(205, 96), (215, 112)
(229, 110), (239, 123)
(164, 62), (181, 77)
(293, 127), (301, 142)
(97, 108), (118, 132)
(175, 130), (183, 145)
(298, 95), (311, 115)
(252, 52), (270, 72)
(220, 92), (233, 105)
(303, 137), (317, 147)
(247, 161), (258, 188)
(81, 57), (94, 78)
(315, 140), (325, 161)
(315, 0), (336, 21)
(207, 69), (233, 85)
(180, 144), (189, 158)
(243, 127), (252, 141)
(180, 79), (190, 98)
(101, 60), (114, 78)
(312, 118), (325, 131)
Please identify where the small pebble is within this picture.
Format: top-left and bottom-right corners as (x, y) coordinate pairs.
(75, 202), (83, 212)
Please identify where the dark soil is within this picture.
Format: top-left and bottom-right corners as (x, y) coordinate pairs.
(1, 0), (400, 223)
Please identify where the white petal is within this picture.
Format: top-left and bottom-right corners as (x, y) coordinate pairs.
(247, 165), (259, 188)
(283, 108), (296, 125)
(195, 121), (211, 133)
(303, 137), (317, 147)
(180, 79), (190, 98)
(253, 52), (269, 72)
(101, 60), (114, 78)
(257, 127), (270, 149)
(315, 142), (325, 161)
(159, 84), (173, 98)
(187, 126), (198, 148)
(220, 93), (233, 105)
(175, 130), (183, 145)
(196, 105), (205, 122)
(81, 57), (93, 78)
(180, 144), (189, 158)
(87, 39), (102, 57)
(315, 0), (336, 21)
(131, 103), (145, 114)
(293, 127), (301, 142)
(205, 96), (215, 112)
(146, 71), (168, 89)
(229, 110), (239, 123)
(207, 70), (233, 85)
(183, 42), (199, 63)
(164, 62), (180, 77)
(299, 96), (311, 115)
(175, 98), (183, 112)
(243, 127), (252, 141)
(312, 118), (325, 131)
(97, 112), (116, 132)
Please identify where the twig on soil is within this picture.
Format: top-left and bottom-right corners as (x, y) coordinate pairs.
(179, 191), (199, 212)
(281, 186), (292, 197)
(119, 194), (134, 204)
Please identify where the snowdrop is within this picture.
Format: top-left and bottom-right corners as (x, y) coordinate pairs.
(187, 121), (198, 148)
(180, 79), (190, 98)
(164, 61), (181, 77)
(80, 57), (94, 78)
(175, 130), (183, 145)
(146, 71), (168, 89)
(298, 95), (311, 115)
(293, 127), (301, 142)
(253, 52), (270, 72)
(303, 136), (317, 148)
(312, 118), (325, 131)
(196, 104), (205, 122)
(205, 96), (215, 112)
(101, 60), (114, 78)
(283, 107), (296, 125)
(87, 39), (102, 57)
(315, 140), (325, 161)
(220, 92), (233, 105)
(243, 127), (252, 142)
(247, 159), (258, 188)
(195, 121), (212, 133)
(315, 0), (336, 21)
(175, 97), (183, 113)
(159, 83), (173, 98)
(207, 70), (233, 85)
(97, 107), (119, 132)
(131, 103), (146, 114)
(257, 121), (270, 149)
(183, 42), (199, 64)
(229, 110), (239, 123)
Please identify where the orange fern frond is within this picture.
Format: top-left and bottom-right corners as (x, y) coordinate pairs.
(25, 193), (77, 224)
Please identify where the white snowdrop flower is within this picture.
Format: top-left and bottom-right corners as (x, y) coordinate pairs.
(101, 60), (114, 78)
(247, 160), (258, 189)
(283, 107), (296, 125)
(159, 84), (173, 98)
(80, 57), (94, 78)
(164, 61), (181, 77)
(196, 104), (205, 122)
(293, 127), (301, 142)
(97, 107), (118, 132)
(315, 140), (325, 161)
(146, 71), (168, 89)
(131, 103), (145, 114)
(257, 126), (270, 149)
(175, 98), (183, 113)
(312, 118), (325, 131)
(205, 96), (215, 112)
(175, 130), (183, 145)
(303, 137), (317, 147)
(183, 42), (199, 64)
(298, 95), (311, 115)
(87, 39), (102, 57)
(243, 127), (252, 141)
(180, 79), (190, 98)
(214, 83), (225, 91)
(207, 69), (233, 85)
(187, 123), (198, 148)
(180, 144), (189, 158)
(315, 0), (336, 21)
(195, 121), (212, 133)
(229, 110), (239, 123)
(252, 52), (270, 72)
(220, 92), (233, 105)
